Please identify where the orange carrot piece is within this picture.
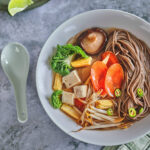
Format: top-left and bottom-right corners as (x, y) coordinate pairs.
(91, 61), (108, 92)
(105, 63), (124, 97)
(101, 51), (119, 67)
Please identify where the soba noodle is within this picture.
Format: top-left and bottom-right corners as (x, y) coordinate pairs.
(105, 30), (150, 122)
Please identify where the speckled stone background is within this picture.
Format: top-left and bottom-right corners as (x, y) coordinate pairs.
(0, 0), (150, 150)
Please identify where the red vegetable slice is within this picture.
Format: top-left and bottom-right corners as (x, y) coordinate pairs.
(105, 63), (124, 97)
(91, 61), (108, 92)
(75, 98), (85, 112)
(101, 51), (119, 67)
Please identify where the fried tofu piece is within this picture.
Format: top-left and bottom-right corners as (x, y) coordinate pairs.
(61, 104), (80, 120)
(53, 73), (62, 90)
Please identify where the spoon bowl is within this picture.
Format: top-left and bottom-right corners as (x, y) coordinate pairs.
(1, 42), (29, 123)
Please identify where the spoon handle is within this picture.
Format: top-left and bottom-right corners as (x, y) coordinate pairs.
(14, 83), (28, 123)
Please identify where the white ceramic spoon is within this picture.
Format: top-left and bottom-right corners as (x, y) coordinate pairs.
(1, 42), (29, 123)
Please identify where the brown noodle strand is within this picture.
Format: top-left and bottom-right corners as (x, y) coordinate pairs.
(105, 30), (150, 121)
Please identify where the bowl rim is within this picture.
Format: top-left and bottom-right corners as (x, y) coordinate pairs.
(36, 9), (150, 146)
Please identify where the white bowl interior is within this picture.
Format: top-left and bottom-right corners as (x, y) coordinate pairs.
(36, 9), (150, 146)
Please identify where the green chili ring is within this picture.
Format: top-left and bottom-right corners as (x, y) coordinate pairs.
(115, 88), (121, 97)
(107, 108), (113, 116)
(128, 108), (136, 118)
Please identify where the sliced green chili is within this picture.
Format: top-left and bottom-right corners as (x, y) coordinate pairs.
(139, 108), (144, 114)
(137, 88), (143, 98)
(107, 108), (113, 116)
(115, 88), (121, 97)
(128, 108), (136, 118)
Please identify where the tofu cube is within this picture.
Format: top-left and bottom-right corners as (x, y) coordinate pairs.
(62, 91), (75, 105)
(73, 85), (87, 98)
(62, 70), (81, 88)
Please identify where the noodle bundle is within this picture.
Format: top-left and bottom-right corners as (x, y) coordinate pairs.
(105, 30), (150, 121)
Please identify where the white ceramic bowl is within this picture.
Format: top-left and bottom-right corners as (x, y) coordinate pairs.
(36, 9), (150, 146)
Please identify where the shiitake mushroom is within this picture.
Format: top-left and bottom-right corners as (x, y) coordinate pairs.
(77, 27), (107, 55)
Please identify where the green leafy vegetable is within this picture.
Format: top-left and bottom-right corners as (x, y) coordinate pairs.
(50, 90), (62, 109)
(51, 44), (89, 76)
(8, 0), (34, 16)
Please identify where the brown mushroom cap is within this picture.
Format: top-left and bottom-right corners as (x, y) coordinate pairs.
(77, 28), (107, 55)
